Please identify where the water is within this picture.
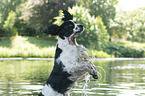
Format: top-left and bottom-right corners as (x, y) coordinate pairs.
(0, 59), (145, 96)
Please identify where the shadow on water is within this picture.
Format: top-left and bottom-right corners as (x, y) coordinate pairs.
(0, 60), (145, 96)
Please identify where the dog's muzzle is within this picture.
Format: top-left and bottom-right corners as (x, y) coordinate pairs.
(69, 24), (84, 45)
(74, 24), (84, 34)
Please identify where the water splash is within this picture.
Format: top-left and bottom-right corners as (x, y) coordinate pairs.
(95, 66), (106, 82)
(85, 48), (106, 82)
(81, 73), (91, 96)
(67, 46), (107, 96)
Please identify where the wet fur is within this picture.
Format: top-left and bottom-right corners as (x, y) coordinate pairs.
(39, 10), (98, 96)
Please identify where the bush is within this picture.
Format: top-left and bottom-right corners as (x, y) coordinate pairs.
(14, 19), (36, 36)
(3, 11), (18, 36)
(54, 5), (109, 50)
(0, 36), (55, 58)
(0, 28), (6, 37)
(91, 50), (115, 58)
(104, 42), (145, 58)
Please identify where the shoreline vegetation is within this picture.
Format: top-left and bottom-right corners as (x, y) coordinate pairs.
(0, 58), (145, 61)
(0, 36), (145, 58)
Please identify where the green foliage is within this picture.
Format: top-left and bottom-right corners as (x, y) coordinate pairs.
(3, 11), (18, 36)
(77, 0), (118, 41)
(0, 36), (112, 58)
(14, 19), (36, 36)
(0, 0), (25, 24)
(3, 11), (16, 29)
(23, 0), (75, 29)
(91, 50), (115, 58)
(112, 8), (145, 42)
(104, 41), (145, 58)
(0, 27), (6, 37)
(0, 36), (145, 58)
(0, 36), (56, 58)
(54, 6), (109, 50)
(0, 0), (33, 37)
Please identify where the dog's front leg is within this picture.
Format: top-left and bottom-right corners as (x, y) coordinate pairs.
(74, 62), (98, 79)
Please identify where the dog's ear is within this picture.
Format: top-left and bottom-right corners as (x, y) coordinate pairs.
(62, 10), (73, 21)
(43, 25), (60, 35)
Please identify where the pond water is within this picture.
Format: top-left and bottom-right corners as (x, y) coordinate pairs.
(0, 59), (145, 96)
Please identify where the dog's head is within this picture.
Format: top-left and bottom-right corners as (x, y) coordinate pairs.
(44, 10), (84, 45)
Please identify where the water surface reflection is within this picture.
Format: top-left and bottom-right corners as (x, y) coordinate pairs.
(0, 60), (145, 96)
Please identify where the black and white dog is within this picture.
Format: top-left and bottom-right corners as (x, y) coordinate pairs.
(39, 10), (98, 96)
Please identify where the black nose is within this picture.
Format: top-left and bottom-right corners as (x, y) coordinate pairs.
(78, 24), (84, 32)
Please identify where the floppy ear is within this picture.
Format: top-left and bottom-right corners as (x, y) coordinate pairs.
(43, 25), (60, 35)
(62, 10), (73, 21)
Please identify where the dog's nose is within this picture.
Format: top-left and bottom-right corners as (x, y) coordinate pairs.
(77, 24), (84, 32)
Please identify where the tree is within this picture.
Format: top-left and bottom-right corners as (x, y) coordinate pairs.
(109, 11), (128, 39)
(0, 0), (25, 24)
(77, 0), (119, 41)
(112, 8), (145, 42)
(132, 8), (145, 42)
(0, 0), (27, 36)
(3, 11), (18, 36)
(24, 0), (76, 30)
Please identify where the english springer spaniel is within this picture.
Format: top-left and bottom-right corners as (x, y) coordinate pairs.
(39, 10), (98, 96)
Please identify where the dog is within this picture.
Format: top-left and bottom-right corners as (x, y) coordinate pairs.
(39, 10), (98, 96)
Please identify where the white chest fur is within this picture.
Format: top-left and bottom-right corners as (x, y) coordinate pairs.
(57, 37), (90, 74)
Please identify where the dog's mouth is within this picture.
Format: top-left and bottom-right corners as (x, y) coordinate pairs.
(68, 24), (84, 45)
(68, 32), (80, 45)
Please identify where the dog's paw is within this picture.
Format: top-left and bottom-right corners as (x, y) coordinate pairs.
(90, 69), (98, 79)
(89, 64), (98, 79)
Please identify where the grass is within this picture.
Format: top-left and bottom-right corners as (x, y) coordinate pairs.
(0, 36), (114, 58)
(0, 36), (56, 58)
(104, 41), (145, 58)
(91, 50), (115, 58)
(113, 41), (145, 48)
(0, 36), (144, 58)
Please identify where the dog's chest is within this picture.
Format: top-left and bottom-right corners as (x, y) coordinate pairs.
(57, 37), (89, 73)
(60, 45), (79, 70)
